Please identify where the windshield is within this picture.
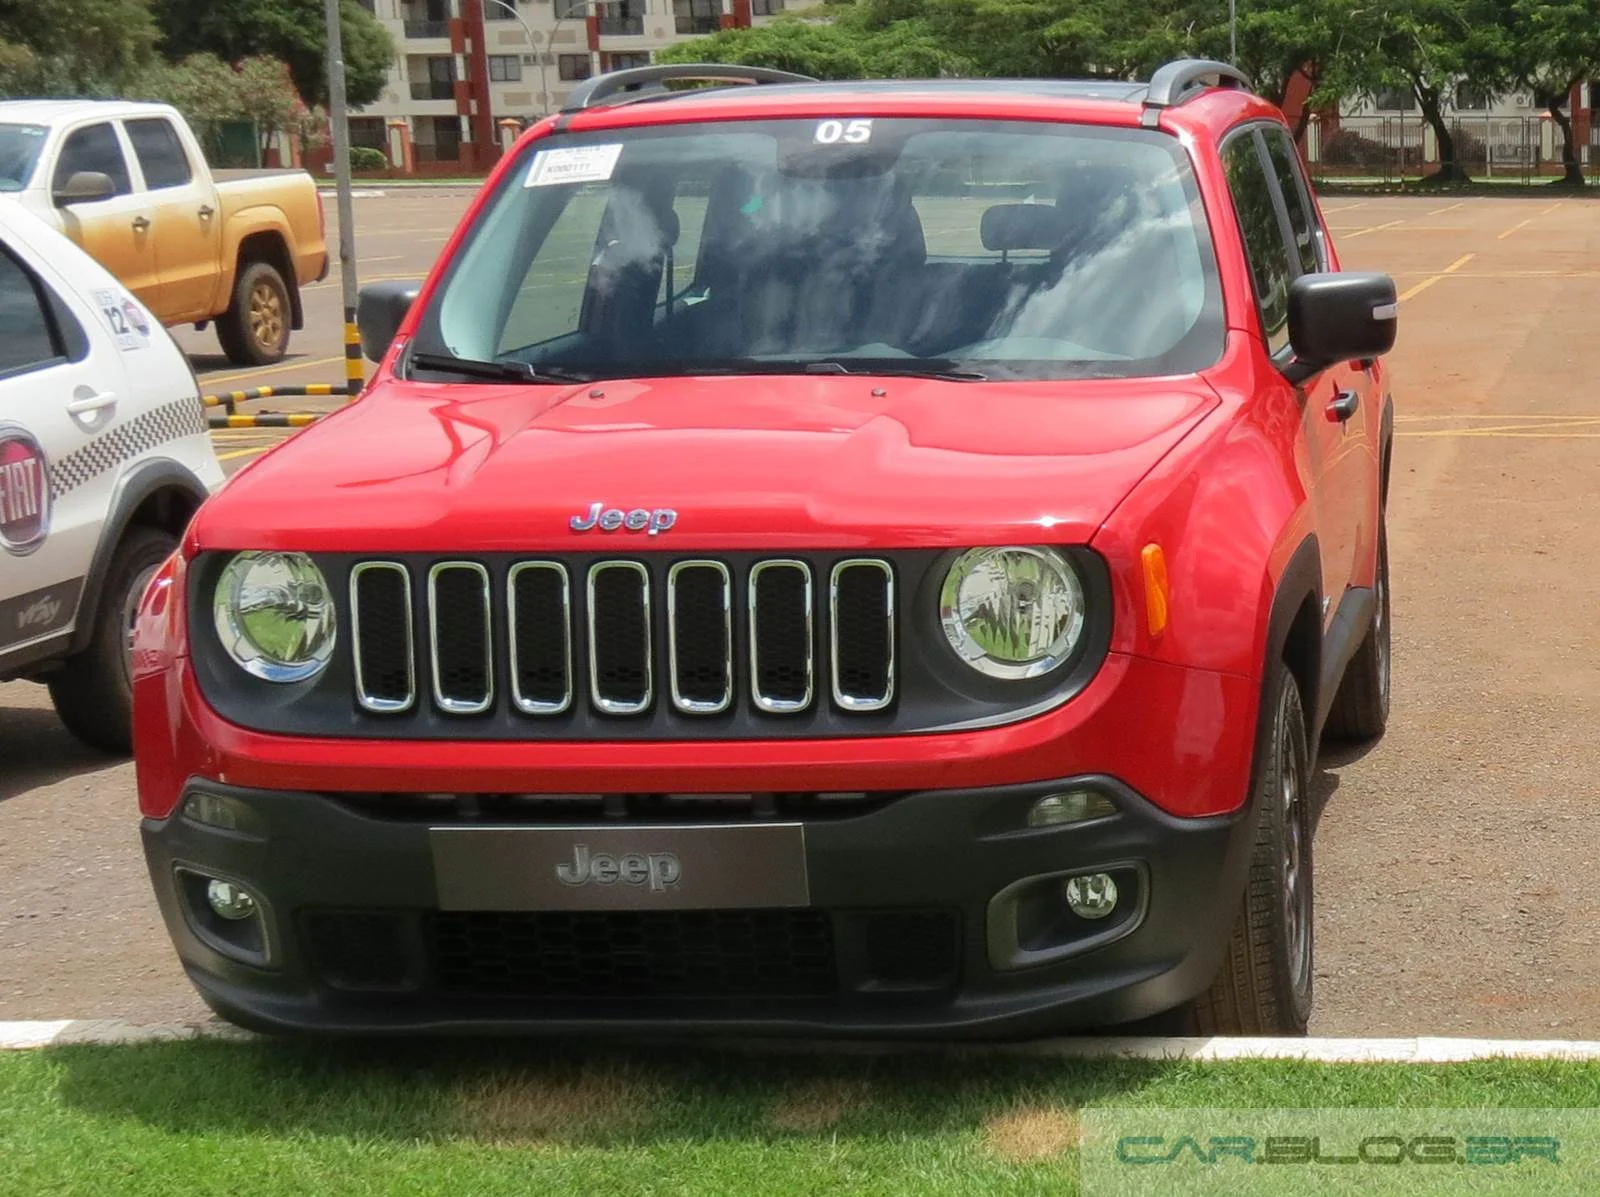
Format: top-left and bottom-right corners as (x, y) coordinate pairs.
(414, 117), (1223, 382)
(0, 124), (47, 192)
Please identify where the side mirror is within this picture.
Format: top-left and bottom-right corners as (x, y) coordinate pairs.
(356, 280), (422, 363)
(1282, 271), (1397, 384)
(52, 170), (115, 207)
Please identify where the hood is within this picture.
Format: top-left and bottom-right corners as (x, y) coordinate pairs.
(197, 374), (1218, 553)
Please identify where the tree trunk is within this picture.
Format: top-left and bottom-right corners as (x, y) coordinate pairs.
(1545, 90), (1584, 186)
(1418, 85), (1468, 183)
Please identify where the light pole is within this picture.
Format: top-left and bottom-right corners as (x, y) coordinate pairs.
(482, 0), (548, 117)
(1229, 0), (1237, 64)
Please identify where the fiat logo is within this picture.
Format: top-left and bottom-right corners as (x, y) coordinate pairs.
(0, 425), (50, 556)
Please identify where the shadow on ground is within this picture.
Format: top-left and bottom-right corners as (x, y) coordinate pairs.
(0, 702), (121, 804)
(44, 1038), (1175, 1148)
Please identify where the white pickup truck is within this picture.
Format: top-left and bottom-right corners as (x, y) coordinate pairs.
(0, 100), (328, 365)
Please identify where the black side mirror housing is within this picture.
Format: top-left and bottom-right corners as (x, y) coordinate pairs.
(356, 280), (422, 363)
(1282, 271), (1398, 384)
(52, 170), (115, 207)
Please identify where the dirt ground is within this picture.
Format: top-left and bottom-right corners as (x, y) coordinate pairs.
(3, 190), (1600, 1034)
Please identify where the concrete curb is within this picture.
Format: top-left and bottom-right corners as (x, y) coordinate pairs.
(7, 1021), (1600, 1061)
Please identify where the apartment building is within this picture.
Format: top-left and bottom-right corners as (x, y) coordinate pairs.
(347, 0), (788, 172)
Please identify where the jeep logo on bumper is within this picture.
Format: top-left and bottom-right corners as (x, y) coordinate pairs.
(569, 502), (677, 535)
(556, 843), (681, 892)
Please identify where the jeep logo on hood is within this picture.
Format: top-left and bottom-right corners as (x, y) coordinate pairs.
(0, 426), (50, 557)
(570, 502), (677, 536)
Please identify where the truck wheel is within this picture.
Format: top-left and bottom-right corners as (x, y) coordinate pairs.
(1164, 662), (1314, 1035)
(47, 527), (176, 755)
(1322, 522), (1390, 743)
(217, 262), (291, 366)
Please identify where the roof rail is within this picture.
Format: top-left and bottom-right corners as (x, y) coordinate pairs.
(1140, 58), (1253, 126)
(561, 63), (819, 113)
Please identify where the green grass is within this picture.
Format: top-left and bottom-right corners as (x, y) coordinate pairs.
(6, 1042), (1600, 1196)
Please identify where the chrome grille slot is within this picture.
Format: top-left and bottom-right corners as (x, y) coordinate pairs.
(749, 560), (813, 713)
(667, 560), (733, 714)
(830, 559), (895, 711)
(508, 562), (572, 715)
(588, 561), (652, 714)
(350, 562), (415, 713)
(428, 562), (493, 714)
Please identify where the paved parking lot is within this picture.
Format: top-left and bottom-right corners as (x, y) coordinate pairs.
(3, 189), (1600, 1034)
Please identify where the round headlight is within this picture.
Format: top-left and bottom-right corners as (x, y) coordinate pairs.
(940, 547), (1087, 679)
(213, 551), (336, 682)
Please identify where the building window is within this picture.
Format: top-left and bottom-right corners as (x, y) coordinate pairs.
(486, 0), (516, 17)
(752, 0), (782, 12)
(558, 53), (592, 81)
(488, 54), (522, 82)
(555, 0), (588, 16)
(603, 51), (651, 71)
(599, 0), (645, 36)
(674, 0), (721, 35)
(1455, 85), (1491, 110)
(1372, 88), (1416, 112)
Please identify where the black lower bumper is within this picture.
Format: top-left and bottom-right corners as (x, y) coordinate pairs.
(141, 776), (1258, 1039)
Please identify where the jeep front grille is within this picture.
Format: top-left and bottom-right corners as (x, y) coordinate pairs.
(347, 556), (896, 721)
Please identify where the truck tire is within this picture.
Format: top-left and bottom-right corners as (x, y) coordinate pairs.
(1160, 662), (1314, 1035)
(217, 261), (291, 366)
(47, 526), (176, 755)
(1322, 521), (1390, 743)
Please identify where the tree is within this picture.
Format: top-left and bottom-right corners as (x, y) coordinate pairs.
(129, 53), (239, 158)
(153, 0), (394, 108)
(0, 0), (160, 93)
(232, 55), (304, 159)
(657, 8), (970, 79)
(1505, 0), (1600, 184)
(1330, 0), (1514, 182)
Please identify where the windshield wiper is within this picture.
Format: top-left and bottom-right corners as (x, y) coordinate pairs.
(409, 351), (594, 385)
(799, 360), (988, 383)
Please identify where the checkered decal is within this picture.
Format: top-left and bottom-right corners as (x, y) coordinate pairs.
(49, 398), (208, 501)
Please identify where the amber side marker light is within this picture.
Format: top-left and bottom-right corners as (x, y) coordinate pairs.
(1141, 544), (1169, 637)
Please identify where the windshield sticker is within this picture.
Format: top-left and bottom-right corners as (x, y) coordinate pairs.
(525, 144), (625, 188)
(92, 289), (150, 350)
(0, 425), (51, 556)
(814, 119), (874, 145)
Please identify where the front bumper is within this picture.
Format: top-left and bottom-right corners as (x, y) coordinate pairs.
(142, 774), (1258, 1039)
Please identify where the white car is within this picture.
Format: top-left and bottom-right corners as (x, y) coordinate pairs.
(0, 198), (222, 752)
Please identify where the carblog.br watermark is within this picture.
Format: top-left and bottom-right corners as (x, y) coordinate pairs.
(1079, 1108), (1597, 1195)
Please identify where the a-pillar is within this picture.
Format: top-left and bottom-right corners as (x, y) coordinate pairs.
(386, 119), (416, 175)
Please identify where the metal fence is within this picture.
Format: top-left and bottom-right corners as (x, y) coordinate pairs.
(1309, 114), (1554, 183)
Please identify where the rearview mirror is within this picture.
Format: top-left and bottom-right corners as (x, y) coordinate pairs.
(356, 280), (422, 363)
(53, 170), (115, 207)
(1282, 271), (1397, 383)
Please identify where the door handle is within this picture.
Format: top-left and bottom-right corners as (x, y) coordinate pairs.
(67, 390), (118, 415)
(1326, 390), (1360, 422)
(198, 204), (215, 220)
(131, 216), (151, 232)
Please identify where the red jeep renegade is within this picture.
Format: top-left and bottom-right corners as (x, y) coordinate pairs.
(134, 60), (1397, 1038)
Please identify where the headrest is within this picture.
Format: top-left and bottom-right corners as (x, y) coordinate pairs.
(981, 203), (1069, 253)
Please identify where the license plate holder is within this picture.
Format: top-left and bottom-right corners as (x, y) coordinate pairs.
(430, 823), (809, 911)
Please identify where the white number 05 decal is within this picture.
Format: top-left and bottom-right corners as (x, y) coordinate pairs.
(814, 119), (874, 145)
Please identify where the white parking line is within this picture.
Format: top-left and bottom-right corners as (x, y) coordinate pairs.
(8, 1021), (1600, 1060)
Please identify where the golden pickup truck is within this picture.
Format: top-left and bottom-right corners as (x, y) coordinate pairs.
(0, 100), (328, 365)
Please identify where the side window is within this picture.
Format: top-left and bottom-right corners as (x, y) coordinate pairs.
(496, 186), (609, 354)
(124, 118), (194, 191)
(51, 123), (133, 196)
(1262, 128), (1322, 275)
(1222, 133), (1293, 353)
(0, 247), (64, 378)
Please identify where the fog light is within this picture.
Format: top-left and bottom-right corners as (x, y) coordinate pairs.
(1027, 790), (1117, 828)
(205, 879), (258, 921)
(1063, 872), (1118, 920)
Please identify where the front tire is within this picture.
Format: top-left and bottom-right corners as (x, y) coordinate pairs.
(48, 527), (176, 755)
(1323, 521), (1391, 743)
(217, 261), (292, 366)
(1163, 663), (1314, 1035)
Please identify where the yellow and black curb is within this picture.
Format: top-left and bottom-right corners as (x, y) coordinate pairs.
(200, 380), (361, 430)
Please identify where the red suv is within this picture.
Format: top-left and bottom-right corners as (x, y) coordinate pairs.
(134, 60), (1397, 1038)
